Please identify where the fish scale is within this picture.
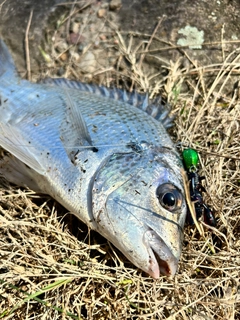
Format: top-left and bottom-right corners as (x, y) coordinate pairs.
(0, 39), (187, 279)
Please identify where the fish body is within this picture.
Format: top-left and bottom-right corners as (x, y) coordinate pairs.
(0, 39), (187, 278)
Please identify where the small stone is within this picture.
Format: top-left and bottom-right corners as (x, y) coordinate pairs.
(77, 51), (97, 74)
(98, 8), (107, 18)
(71, 21), (80, 34)
(59, 52), (68, 61)
(56, 41), (68, 52)
(78, 44), (85, 52)
(57, 67), (65, 76)
(93, 40), (100, 48)
(69, 50), (80, 61)
(99, 34), (106, 41)
(68, 33), (85, 45)
(109, 0), (122, 11)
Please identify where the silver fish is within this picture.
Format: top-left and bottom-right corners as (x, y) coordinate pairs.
(0, 39), (187, 279)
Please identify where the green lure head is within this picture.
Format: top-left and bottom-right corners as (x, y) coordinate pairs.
(182, 148), (199, 171)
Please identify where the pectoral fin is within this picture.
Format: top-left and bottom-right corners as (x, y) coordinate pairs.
(64, 90), (93, 146)
(0, 123), (46, 175)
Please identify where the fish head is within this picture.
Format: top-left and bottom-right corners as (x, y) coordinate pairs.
(92, 143), (187, 279)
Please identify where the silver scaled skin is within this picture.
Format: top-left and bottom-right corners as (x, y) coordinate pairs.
(0, 39), (187, 279)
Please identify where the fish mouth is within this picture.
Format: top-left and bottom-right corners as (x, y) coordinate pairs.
(144, 230), (179, 279)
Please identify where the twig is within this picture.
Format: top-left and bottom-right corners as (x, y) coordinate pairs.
(0, 0), (7, 13)
(138, 16), (164, 70)
(221, 23), (226, 62)
(25, 9), (33, 80)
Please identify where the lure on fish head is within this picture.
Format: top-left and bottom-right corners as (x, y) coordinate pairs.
(92, 141), (187, 279)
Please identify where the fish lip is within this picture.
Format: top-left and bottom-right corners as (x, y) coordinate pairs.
(144, 230), (179, 279)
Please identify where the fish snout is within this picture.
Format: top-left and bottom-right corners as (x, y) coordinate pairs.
(144, 229), (181, 279)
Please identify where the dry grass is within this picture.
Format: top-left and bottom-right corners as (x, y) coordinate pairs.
(0, 2), (239, 319)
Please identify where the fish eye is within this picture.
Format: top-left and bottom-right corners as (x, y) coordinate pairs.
(162, 192), (176, 207)
(156, 183), (183, 211)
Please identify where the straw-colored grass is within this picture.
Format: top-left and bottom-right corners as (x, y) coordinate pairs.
(0, 2), (239, 319)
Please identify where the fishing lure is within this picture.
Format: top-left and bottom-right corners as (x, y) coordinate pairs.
(182, 148), (217, 227)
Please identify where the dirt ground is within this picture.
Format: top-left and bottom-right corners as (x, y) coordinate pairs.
(0, 1), (239, 319)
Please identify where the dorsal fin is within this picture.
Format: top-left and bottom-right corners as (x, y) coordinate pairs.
(40, 78), (173, 128)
